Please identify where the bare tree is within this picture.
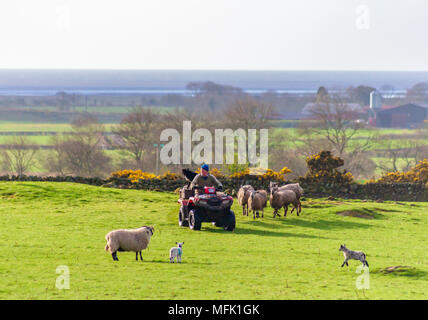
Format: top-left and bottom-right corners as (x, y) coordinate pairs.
(406, 82), (428, 103)
(1, 136), (39, 176)
(309, 99), (365, 155)
(224, 98), (276, 131)
(287, 96), (378, 179)
(113, 107), (161, 170)
(45, 115), (111, 177)
(376, 130), (428, 173)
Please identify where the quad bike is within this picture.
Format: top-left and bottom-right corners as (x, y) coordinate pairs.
(177, 169), (236, 231)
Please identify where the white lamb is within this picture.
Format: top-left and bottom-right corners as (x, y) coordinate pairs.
(169, 242), (184, 263)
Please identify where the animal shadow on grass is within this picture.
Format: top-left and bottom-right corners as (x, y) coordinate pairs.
(373, 207), (400, 213)
(280, 218), (371, 231)
(240, 220), (283, 229)
(305, 204), (334, 209)
(143, 259), (215, 266)
(374, 267), (428, 279)
(203, 224), (326, 239)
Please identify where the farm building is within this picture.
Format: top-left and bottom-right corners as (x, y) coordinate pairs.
(375, 103), (427, 128)
(301, 102), (363, 118)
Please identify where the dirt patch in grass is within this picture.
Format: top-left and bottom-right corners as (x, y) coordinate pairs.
(1, 192), (17, 199)
(381, 266), (413, 273)
(337, 208), (384, 219)
(337, 210), (374, 219)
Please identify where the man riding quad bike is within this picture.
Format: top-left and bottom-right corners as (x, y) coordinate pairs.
(178, 164), (235, 231)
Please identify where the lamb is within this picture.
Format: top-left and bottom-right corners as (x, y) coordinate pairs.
(270, 182), (304, 213)
(237, 185), (255, 216)
(269, 186), (299, 218)
(339, 244), (369, 267)
(247, 190), (267, 219)
(104, 225), (154, 261)
(169, 242), (184, 263)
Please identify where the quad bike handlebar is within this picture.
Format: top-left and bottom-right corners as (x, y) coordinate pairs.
(192, 185), (223, 192)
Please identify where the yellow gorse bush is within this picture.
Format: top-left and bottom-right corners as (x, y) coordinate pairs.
(159, 171), (181, 181)
(111, 166), (292, 183)
(210, 167), (225, 178)
(229, 167), (291, 181)
(300, 151), (354, 186)
(372, 159), (428, 184)
(111, 169), (179, 182)
(112, 170), (158, 182)
(229, 168), (250, 179)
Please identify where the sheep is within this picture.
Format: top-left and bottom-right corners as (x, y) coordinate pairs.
(169, 242), (184, 263)
(237, 185), (255, 216)
(255, 189), (268, 218)
(247, 190), (267, 219)
(270, 182), (304, 214)
(339, 244), (369, 267)
(269, 187), (299, 218)
(104, 225), (154, 261)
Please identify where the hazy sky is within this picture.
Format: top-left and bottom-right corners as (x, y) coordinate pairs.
(0, 0), (427, 70)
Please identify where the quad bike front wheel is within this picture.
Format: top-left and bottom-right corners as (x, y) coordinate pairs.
(223, 210), (236, 232)
(188, 210), (202, 231)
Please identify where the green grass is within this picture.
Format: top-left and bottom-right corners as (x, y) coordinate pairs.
(0, 123), (119, 132)
(0, 136), (55, 145)
(0, 181), (427, 300)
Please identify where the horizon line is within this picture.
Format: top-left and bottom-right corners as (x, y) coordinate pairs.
(1, 68), (428, 73)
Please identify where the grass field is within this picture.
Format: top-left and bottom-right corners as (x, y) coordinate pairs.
(0, 123), (117, 132)
(0, 181), (427, 300)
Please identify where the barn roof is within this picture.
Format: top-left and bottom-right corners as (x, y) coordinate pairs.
(302, 102), (362, 115)
(377, 103), (427, 114)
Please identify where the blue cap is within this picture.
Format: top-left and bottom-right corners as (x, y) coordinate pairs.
(201, 164), (209, 171)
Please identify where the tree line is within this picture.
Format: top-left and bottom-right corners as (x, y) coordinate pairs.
(1, 86), (427, 179)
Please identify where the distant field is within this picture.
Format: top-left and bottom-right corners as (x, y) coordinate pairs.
(0, 123), (116, 132)
(0, 149), (127, 175)
(0, 105), (180, 115)
(0, 121), (425, 177)
(0, 123), (74, 132)
(1, 182), (427, 299)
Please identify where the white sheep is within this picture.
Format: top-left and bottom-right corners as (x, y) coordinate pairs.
(104, 225), (154, 261)
(169, 242), (184, 263)
(269, 187), (299, 218)
(270, 182), (304, 214)
(248, 190), (267, 219)
(237, 185), (255, 216)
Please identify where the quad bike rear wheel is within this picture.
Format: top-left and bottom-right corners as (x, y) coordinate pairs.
(178, 207), (189, 227)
